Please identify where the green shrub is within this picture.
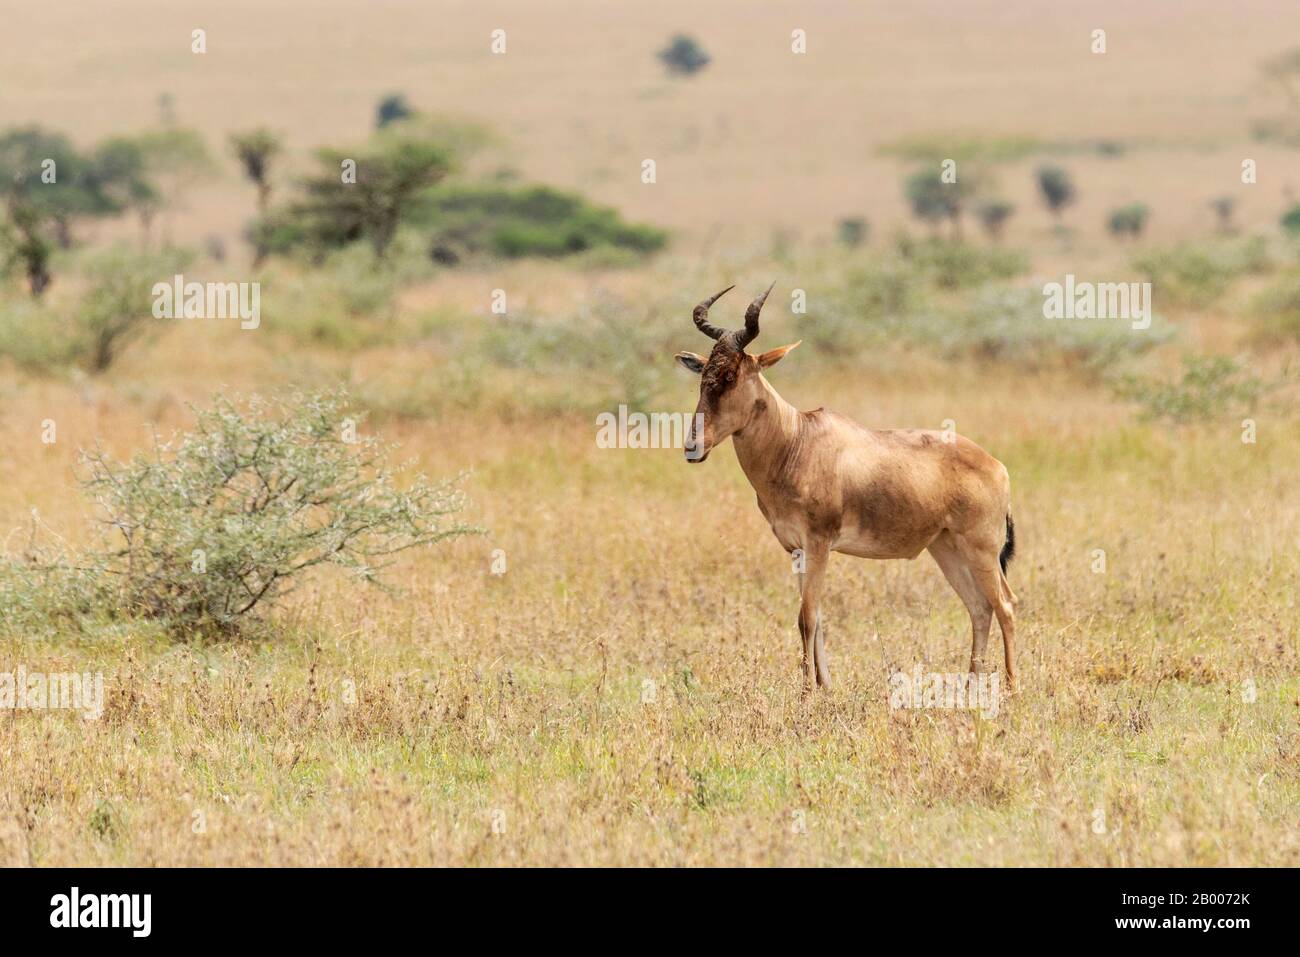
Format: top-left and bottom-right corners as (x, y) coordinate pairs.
(0, 295), (73, 370)
(1109, 355), (1282, 423)
(1107, 203), (1150, 239)
(837, 217), (869, 248)
(1132, 236), (1272, 308)
(259, 243), (416, 349)
(903, 237), (1027, 289)
(0, 245), (191, 373)
(0, 535), (113, 637)
(811, 279), (1167, 369)
(1249, 268), (1300, 341)
(1281, 203), (1300, 237)
(416, 184), (667, 260)
(76, 246), (193, 371)
(975, 201), (1014, 241)
(902, 169), (977, 237)
(74, 391), (476, 636)
(927, 285), (1172, 367)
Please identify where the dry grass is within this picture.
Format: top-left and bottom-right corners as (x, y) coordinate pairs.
(2, 255), (1298, 864)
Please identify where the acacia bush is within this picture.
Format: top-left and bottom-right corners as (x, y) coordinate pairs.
(814, 275), (1170, 369)
(1109, 355), (1284, 423)
(1249, 267), (1300, 341)
(901, 236), (1027, 289)
(259, 242), (413, 349)
(1132, 236), (1272, 308)
(0, 246), (191, 372)
(75, 391), (476, 635)
(413, 183), (666, 261)
(943, 286), (1171, 367)
(1107, 203), (1150, 239)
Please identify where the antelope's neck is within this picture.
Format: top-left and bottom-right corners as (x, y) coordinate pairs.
(732, 376), (803, 490)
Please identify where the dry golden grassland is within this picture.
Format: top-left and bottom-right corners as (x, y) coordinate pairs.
(1, 1), (1299, 866)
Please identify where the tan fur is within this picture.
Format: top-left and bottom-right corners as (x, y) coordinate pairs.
(676, 292), (1018, 693)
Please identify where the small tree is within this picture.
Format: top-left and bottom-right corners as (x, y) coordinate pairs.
(94, 135), (161, 245)
(904, 170), (951, 234)
(658, 34), (710, 76)
(376, 93), (414, 129)
(975, 200), (1015, 241)
(903, 169), (972, 238)
(79, 391), (477, 635)
(284, 132), (452, 258)
(73, 246), (192, 372)
(1, 204), (53, 296)
(1036, 166), (1077, 220)
(1107, 203), (1150, 240)
(0, 126), (152, 291)
(230, 128), (281, 212)
(130, 127), (217, 244)
(837, 217), (869, 248)
(1281, 203), (1300, 237)
(1209, 196), (1237, 234)
(0, 127), (97, 250)
(231, 128), (282, 266)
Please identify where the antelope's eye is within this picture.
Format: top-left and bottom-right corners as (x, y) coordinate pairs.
(723, 371), (735, 385)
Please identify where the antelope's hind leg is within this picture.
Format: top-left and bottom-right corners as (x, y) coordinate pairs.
(951, 535), (1018, 693)
(813, 610), (830, 688)
(927, 533), (993, 676)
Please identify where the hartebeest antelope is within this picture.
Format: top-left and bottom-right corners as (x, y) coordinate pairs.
(675, 284), (1019, 692)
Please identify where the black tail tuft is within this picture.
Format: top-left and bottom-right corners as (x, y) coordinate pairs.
(999, 514), (1016, 574)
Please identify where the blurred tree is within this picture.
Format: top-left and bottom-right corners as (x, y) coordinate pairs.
(975, 200), (1015, 241)
(91, 136), (162, 244)
(376, 94), (414, 129)
(287, 132), (452, 258)
(658, 35), (710, 76)
(1281, 202), (1300, 236)
(230, 128), (282, 212)
(1036, 166), (1077, 221)
(1, 204), (53, 296)
(837, 217), (869, 248)
(129, 128), (217, 245)
(0, 127), (155, 293)
(903, 169), (973, 239)
(1107, 203), (1150, 240)
(1209, 196), (1237, 235)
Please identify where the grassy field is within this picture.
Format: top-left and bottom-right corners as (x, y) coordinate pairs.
(2, 1), (1300, 866)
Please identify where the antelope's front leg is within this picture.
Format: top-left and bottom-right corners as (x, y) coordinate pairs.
(796, 543), (829, 693)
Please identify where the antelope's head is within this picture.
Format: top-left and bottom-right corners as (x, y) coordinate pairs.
(674, 283), (800, 463)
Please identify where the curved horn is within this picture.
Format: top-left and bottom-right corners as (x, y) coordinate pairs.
(735, 281), (775, 349)
(692, 285), (734, 341)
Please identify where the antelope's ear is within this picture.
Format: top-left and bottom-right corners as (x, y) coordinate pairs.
(757, 340), (801, 369)
(674, 351), (706, 375)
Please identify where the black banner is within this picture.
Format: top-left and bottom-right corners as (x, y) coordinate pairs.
(0, 867), (1283, 944)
